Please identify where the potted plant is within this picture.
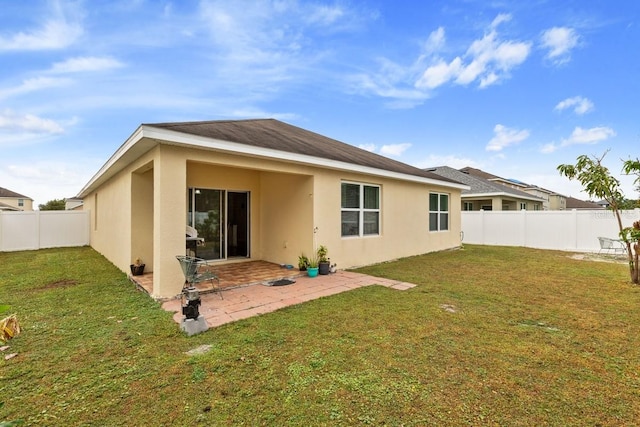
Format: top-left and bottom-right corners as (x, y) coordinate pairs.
(317, 245), (330, 275)
(298, 253), (309, 271)
(306, 255), (319, 277)
(130, 257), (145, 276)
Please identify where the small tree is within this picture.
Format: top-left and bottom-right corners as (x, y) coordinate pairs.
(38, 198), (66, 211)
(558, 151), (640, 284)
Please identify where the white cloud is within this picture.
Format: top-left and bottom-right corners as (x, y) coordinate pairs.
(305, 4), (345, 25)
(49, 56), (125, 73)
(541, 125), (616, 154)
(417, 58), (462, 89)
(0, 109), (64, 135)
(486, 124), (530, 151)
(0, 76), (72, 100)
(540, 27), (579, 65)
(358, 143), (376, 152)
(197, 0), (362, 88)
(424, 27), (446, 53)
(541, 142), (558, 154)
(1, 160), (98, 205)
(380, 143), (411, 156)
(562, 126), (615, 145)
(350, 73), (430, 109)
(353, 13), (532, 106)
(554, 96), (594, 115)
(0, 13), (83, 51)
(415, 14), (531, 91)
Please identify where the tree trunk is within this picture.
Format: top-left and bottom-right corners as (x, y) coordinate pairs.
(614, 209), (638, 284)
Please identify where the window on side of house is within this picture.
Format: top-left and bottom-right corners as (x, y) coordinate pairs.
(18, 199), (24, 207)
(463, 201), (473, 211)
(429, 192), (449, 232)
(520, 202), (527, 210)
(341, 182), (380, 237)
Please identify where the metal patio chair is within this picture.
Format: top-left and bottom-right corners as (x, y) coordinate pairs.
(597, 237), (627, 255)
(176, 255), (223, 299)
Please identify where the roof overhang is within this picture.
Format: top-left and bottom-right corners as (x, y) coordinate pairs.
(462, 192), (545, 202)
(78, 125), (469, 197)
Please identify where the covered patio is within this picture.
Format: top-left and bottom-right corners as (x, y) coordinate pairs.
(130, 260), (301, 297)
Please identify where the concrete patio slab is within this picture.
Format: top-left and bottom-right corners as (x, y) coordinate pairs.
(161, 270), (416, 329)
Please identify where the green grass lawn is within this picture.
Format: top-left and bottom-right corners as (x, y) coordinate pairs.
(1, 245), (639, 426)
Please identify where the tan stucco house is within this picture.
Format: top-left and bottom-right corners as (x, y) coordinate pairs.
(0, 187), (34, 211)
(428, 166), (544, 211)
(77, 119), (467, 299)
(458, 166), (565, 210)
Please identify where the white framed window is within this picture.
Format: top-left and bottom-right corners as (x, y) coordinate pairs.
(18, 199), (24, 207)
(463, 201), (473, 211)
(429, 193), (449, 231)
(520, 202), (527, 210)
(341, 182), (380, 237)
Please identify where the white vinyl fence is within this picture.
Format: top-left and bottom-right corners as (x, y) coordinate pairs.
(462, 209), (640, 253)
(0, 210), (90, 252)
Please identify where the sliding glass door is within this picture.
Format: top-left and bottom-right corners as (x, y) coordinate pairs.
(188, 188), (250, 260)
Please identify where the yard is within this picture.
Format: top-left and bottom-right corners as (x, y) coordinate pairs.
(1, 245), (639, 425)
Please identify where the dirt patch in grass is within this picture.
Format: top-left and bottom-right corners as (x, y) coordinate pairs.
(36, 279), (80, 291)
(569, 253), (627, 264)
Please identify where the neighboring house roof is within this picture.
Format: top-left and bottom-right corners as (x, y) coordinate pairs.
(565, 196), (604, 209)
(0, 187), (32, 200)
(0, 201), (20, 211)
(458, 166), (564, 196)
(427, 166), (545, 202)
(65, 198), (84, 210)
(79, 119), (468, 198)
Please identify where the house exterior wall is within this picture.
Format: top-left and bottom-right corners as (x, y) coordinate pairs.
(85, 139), (463, 298)
(0, 197), (33, 211)
(83, 147), (159, 278)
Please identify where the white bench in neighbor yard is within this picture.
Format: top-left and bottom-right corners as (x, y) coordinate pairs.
(597, 237), (627, 255)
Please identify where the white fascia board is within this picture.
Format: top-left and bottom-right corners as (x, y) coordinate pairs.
(464, 192), (544, 202)
(142, 126), (469, 191)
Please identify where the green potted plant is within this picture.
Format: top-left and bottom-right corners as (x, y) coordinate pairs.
(298, 253), (309, 271)
(317, 245), (330, 275)
(130, 257), (145, 276)
(306, 254), (319, 277)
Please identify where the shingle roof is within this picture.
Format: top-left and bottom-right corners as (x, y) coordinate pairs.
(0, 201), (20, 211)
(0, 187), (30, 199)
(565, 196), (604, 209)
(146, 119), (461, 185)
(427, 166), (544, 200)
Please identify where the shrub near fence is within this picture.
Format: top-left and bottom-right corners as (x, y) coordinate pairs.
(462, 209), (640, 253)
(0, 210), (90, 252)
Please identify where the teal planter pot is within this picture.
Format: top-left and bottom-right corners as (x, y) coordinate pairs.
(307, 267), (319, 277)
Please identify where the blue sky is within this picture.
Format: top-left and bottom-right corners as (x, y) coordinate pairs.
(1, 0), (638, 207)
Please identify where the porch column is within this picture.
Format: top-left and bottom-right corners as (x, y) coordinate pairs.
(492, 197), (503, 211)
(153, 146), (186, 298)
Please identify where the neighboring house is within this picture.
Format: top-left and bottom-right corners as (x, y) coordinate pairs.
(65, 197), (84, 211)
(459, 166), (566, 210)
(77, 119), (468, 299)
(427, 166), (544, 211)
(594, 199), (610, 209)
(566, 197), (605, 210)
(0, 187), (34, 211)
